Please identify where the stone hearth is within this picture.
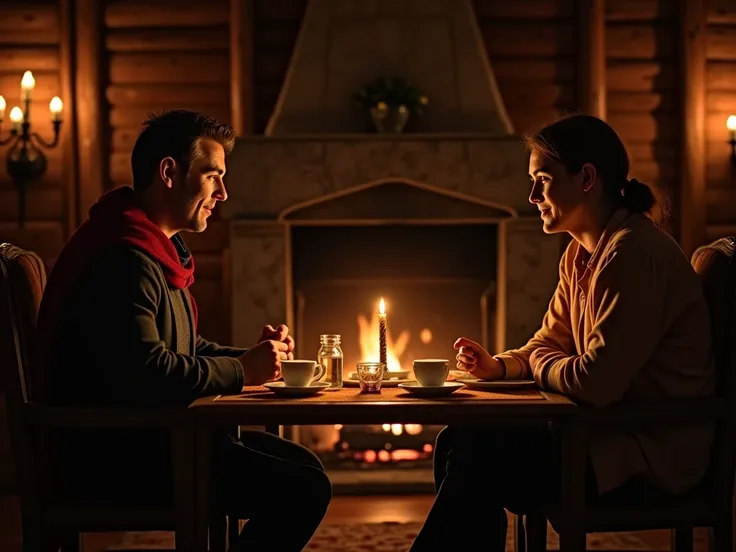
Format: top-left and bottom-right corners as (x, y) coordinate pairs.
(224, 134), (561, 353)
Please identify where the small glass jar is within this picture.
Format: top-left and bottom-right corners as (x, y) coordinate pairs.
(317, 334), (344, 390)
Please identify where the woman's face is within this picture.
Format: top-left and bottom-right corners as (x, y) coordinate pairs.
(527, 149), (594, 235)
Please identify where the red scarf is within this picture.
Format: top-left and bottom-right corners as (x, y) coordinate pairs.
(34, 187), (198, 397)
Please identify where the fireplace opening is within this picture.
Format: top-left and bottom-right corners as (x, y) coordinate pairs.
(289, 223), (498, 478)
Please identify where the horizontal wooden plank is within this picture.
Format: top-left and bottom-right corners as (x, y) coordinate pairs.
(105, 0), (229, 28)
(473, 0), (574, 18)
(0, 47), (58, 73)
(706, 90), (736, 113)
(500, 83), (575, 108)
(491, 59), (576, 83)
(106, 28), (229, 53)
(629, 159), (676, 183)
(606, 23), (676, 60)
(109, 104), (230, 128)
(0, 189), (64, 221)
(709, 0), (736, 24)
(607, 90), (676, 111)
(707, 25), (736, 61)
(253, 54), (292, 83)
(607, 60), (675, 91)
(706, 61), (736, 90)
(607, 112), (677, 142)
(0, 4), (59, 32)
(107, 84), (230, 106)
(606, 0), (675, 21)
(108, 53), (229, 84)
(0, 221), (64, 261)
(480, 22), (574, 57)
(706, 112), (736, 140)
(0, 72), (60, 102)
(0, 30), (59, 46)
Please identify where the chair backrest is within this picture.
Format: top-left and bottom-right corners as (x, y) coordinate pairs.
(0, 243), (46, 491)
(690, 237), (736, 511)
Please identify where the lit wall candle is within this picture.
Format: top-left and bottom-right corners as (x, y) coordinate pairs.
(378, 298), (387, 368)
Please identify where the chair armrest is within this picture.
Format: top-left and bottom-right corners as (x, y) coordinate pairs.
(23, 402), (186, 428)
(582, 397), (726, 427)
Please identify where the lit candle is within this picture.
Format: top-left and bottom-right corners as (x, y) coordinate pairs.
(727, 115), (736, 141)
(9, 106), (23, 132)
(20, 70), (35, 103)
(49, 96), (63, 122)
(0, 96), (5, 122)
(378, 298), (387, 368)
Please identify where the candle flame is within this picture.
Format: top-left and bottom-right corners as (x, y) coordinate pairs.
(379, 297), (386, 315)
(49, 96), (63, 114)
(727, 115), (736, 132)
(9, 106), (23, 123)
(21, 71), (35, 90)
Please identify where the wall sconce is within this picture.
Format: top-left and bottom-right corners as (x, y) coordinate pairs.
(0, 70), (63, 228)
(728, 115), (736, 169)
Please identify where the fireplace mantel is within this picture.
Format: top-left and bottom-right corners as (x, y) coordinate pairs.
(221, 134), (537, 220)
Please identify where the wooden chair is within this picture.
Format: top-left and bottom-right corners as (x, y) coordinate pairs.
(0, 243), (201, 551)
(519, 236), (736, 552)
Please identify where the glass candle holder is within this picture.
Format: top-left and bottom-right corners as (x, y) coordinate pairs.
(356, 362), (385, 393)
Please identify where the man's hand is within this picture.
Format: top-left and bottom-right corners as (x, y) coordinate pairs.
(453, 337), (505, 381)
(258, 324), (295, 360)
(238, 340), (289, 386)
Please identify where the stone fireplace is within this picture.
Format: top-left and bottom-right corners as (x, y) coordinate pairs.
(221, 0), (562, 488)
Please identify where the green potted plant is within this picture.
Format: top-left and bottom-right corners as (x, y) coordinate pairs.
(352, 77), (429, 133)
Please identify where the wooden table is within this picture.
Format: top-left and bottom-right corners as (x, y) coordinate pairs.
(184, 385), (586, 552)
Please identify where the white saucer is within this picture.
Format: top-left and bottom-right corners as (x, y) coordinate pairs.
(398, 381), (465, 397)
(263, 381), (330, 398)
(344, 378), (415, 388)
(456, 378), (536, 391)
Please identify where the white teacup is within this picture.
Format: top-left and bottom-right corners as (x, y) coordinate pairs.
(413, 359), (449, 387)
(281, 360), (326, 387)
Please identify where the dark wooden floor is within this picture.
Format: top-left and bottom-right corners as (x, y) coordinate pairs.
(0, 493), (710, 551)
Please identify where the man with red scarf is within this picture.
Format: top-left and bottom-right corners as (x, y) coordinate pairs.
(35, 110), (331, 551)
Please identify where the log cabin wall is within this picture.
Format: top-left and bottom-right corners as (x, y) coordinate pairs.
(1, 0), (735, 490)
(105, 0), (233, 345)
(706, 1), (736, 240)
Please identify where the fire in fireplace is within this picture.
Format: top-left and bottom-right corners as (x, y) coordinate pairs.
(291, 222), (498, 469)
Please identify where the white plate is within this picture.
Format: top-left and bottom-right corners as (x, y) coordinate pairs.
(343, 378), (415, 388)
(263, 381), (330, 398)
(456, 378), (536, 390)
(398, 381), (465, 397)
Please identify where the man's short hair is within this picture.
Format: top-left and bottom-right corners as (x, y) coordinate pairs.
(130, 110), (236, 191)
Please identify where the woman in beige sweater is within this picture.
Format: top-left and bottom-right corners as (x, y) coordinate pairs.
(410, 114), (715, 552)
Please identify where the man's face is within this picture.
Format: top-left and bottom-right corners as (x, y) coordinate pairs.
(527, 149), (589, 235)
(178, 138), (228, 233)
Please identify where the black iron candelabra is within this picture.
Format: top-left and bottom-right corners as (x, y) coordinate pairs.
(0, 71), (63, 228)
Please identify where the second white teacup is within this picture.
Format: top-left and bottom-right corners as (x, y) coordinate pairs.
(413, 359), (449, 387)
(281, 360), (326, 387)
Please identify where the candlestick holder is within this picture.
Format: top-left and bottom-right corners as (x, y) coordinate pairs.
(0, 94), (63, 228)
(730, 134), (736, 170)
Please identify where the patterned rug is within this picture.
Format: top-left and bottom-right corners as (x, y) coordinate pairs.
(108, 522), (660, 551)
